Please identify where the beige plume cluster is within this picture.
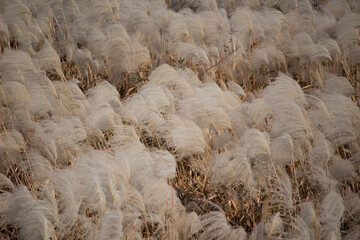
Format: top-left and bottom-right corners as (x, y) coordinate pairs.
(0, 0), (359, 239)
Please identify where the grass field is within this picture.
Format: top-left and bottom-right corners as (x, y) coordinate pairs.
(0, 0), (359, 239)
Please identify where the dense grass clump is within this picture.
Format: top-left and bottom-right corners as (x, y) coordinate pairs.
(0, 0), (359, 239)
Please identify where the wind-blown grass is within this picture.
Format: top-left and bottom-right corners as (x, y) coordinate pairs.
(0, 0), (359, 239)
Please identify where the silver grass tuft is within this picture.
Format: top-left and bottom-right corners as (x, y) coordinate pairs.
(95, 211), (123, 240)
(3, 186), (56, 240)
(199, 211), (247, 240)
(208, 146), (256, 196)
(318, 190), (345, 240)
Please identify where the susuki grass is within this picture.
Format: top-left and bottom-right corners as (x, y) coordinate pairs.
(0, 0), (360, 239)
